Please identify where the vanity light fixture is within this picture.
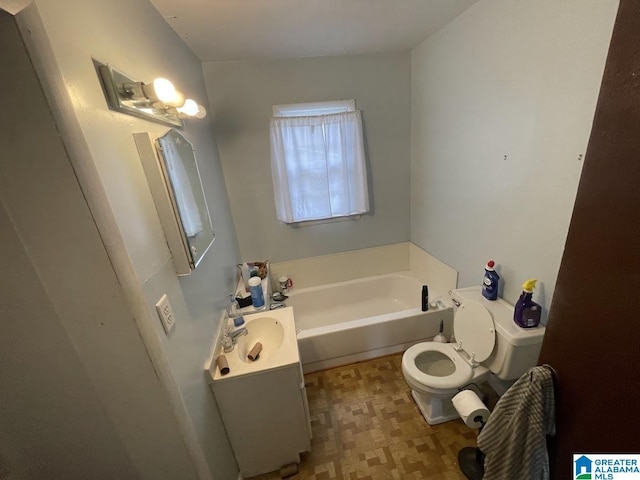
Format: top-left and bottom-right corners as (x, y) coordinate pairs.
(95, 61), (206, 128)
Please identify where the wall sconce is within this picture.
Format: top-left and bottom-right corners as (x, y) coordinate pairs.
(95, 61), (206, 128)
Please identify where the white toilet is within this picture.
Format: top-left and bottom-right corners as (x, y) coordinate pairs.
(402, 286), (546, 425)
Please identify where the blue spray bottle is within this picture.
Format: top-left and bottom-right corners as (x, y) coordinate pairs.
(514, 278), (542, 328)
(482, 260), (499, 300)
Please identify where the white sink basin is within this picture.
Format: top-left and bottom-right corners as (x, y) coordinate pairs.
(235, 316), (285, 363)
(209, 307), (300, 381)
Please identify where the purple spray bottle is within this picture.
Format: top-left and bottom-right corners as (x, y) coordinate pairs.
(514, 278), (542, 328)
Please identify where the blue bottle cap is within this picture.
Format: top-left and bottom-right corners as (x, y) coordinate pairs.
(233, 316), (245, 327)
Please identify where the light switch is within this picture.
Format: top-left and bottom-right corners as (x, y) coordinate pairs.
(155, 294), (176, 334)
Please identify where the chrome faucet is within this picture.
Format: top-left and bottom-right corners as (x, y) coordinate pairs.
(228, 327), (247, 341)
(222, 326), (248, 353)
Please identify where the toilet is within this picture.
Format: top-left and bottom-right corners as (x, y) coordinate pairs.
(402, 286), (545, 425)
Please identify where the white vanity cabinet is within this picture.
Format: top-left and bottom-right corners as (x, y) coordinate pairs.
(212, 363), (311, 476)
(209, 308), (311, 477)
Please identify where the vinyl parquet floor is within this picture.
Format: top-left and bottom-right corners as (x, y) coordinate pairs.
(247, 353), (481, 480)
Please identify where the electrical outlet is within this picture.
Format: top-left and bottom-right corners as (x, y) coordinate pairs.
(155, 294), (176, 334)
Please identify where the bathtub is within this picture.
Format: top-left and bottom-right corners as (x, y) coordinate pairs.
(286, 272), (454, 373)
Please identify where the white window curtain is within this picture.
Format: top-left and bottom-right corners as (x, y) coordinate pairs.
(270, 110), (369, 224)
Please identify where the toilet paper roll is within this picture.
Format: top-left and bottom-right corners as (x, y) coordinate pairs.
(247, 342), (262, 361)
(452, 390), (489, 428)
(216, 355), (230, 376)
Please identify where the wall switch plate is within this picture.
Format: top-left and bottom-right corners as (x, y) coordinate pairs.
(155, 294), (176, 334)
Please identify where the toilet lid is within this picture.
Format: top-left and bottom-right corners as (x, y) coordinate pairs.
(454, 300), (496, 362)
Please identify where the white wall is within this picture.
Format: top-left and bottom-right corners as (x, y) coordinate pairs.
(7, 0), (241, 478)
(0, 209), (145, 480)
(203, 54), (411, 262)
(1, 8), (197, 477)
(410, 0), (618, 318)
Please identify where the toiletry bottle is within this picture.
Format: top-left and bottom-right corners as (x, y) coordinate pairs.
(227, 293), (239, 318)
(248, 276), (265, 309)
(482, 260), (499, 301)
(514, 278), (542, 328)
(421, 285), (429, 312)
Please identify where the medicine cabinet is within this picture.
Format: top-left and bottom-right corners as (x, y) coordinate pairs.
(134, 129), (215, 275)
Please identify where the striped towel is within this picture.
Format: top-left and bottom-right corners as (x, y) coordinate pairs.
(477, 366), (556, 480)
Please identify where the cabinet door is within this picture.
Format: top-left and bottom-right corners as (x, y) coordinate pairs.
(298, 363), (313, 441)
(212, 364), (310, 477)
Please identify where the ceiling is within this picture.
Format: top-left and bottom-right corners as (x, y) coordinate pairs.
(0, 0), (29, 14)
(149, 0), (479, 62)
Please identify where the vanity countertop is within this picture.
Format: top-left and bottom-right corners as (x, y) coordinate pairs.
(208, 306), (300, 382)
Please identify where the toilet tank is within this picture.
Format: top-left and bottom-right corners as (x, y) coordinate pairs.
(451, 287), (546, 381)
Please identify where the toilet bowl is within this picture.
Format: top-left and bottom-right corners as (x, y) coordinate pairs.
(402, 341), (490, 425)
(402, 286), (546, 425)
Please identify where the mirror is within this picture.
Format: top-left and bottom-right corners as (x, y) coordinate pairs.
(156, 129), (215, 269)
(134, 129), (215, 275)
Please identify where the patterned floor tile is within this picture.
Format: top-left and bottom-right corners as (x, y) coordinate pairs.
(247, 354), (485, 480)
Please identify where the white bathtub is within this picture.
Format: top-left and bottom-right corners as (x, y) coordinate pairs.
(286, 272), (454, 373)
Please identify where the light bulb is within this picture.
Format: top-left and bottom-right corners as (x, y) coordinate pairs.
(177, 98), (199, 116)
(152, 78), (177, 104)
(168, 90), (186, 108)
(177, 99), (207, 119)
(194, 104), (207, 119)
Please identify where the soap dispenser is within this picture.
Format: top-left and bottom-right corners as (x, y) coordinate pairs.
(482, 260), (499, 300)
(227, 294), (239, 318)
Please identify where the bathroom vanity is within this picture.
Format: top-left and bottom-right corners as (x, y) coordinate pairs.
(208, 308), (311, 477)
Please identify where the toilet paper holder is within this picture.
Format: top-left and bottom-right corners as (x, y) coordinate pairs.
(455, 386), (489, 480)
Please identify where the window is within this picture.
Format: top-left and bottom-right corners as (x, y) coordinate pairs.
(270, 100), (369, 224)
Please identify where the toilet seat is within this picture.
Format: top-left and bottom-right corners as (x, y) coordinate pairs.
(402, 343), (473, 390)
